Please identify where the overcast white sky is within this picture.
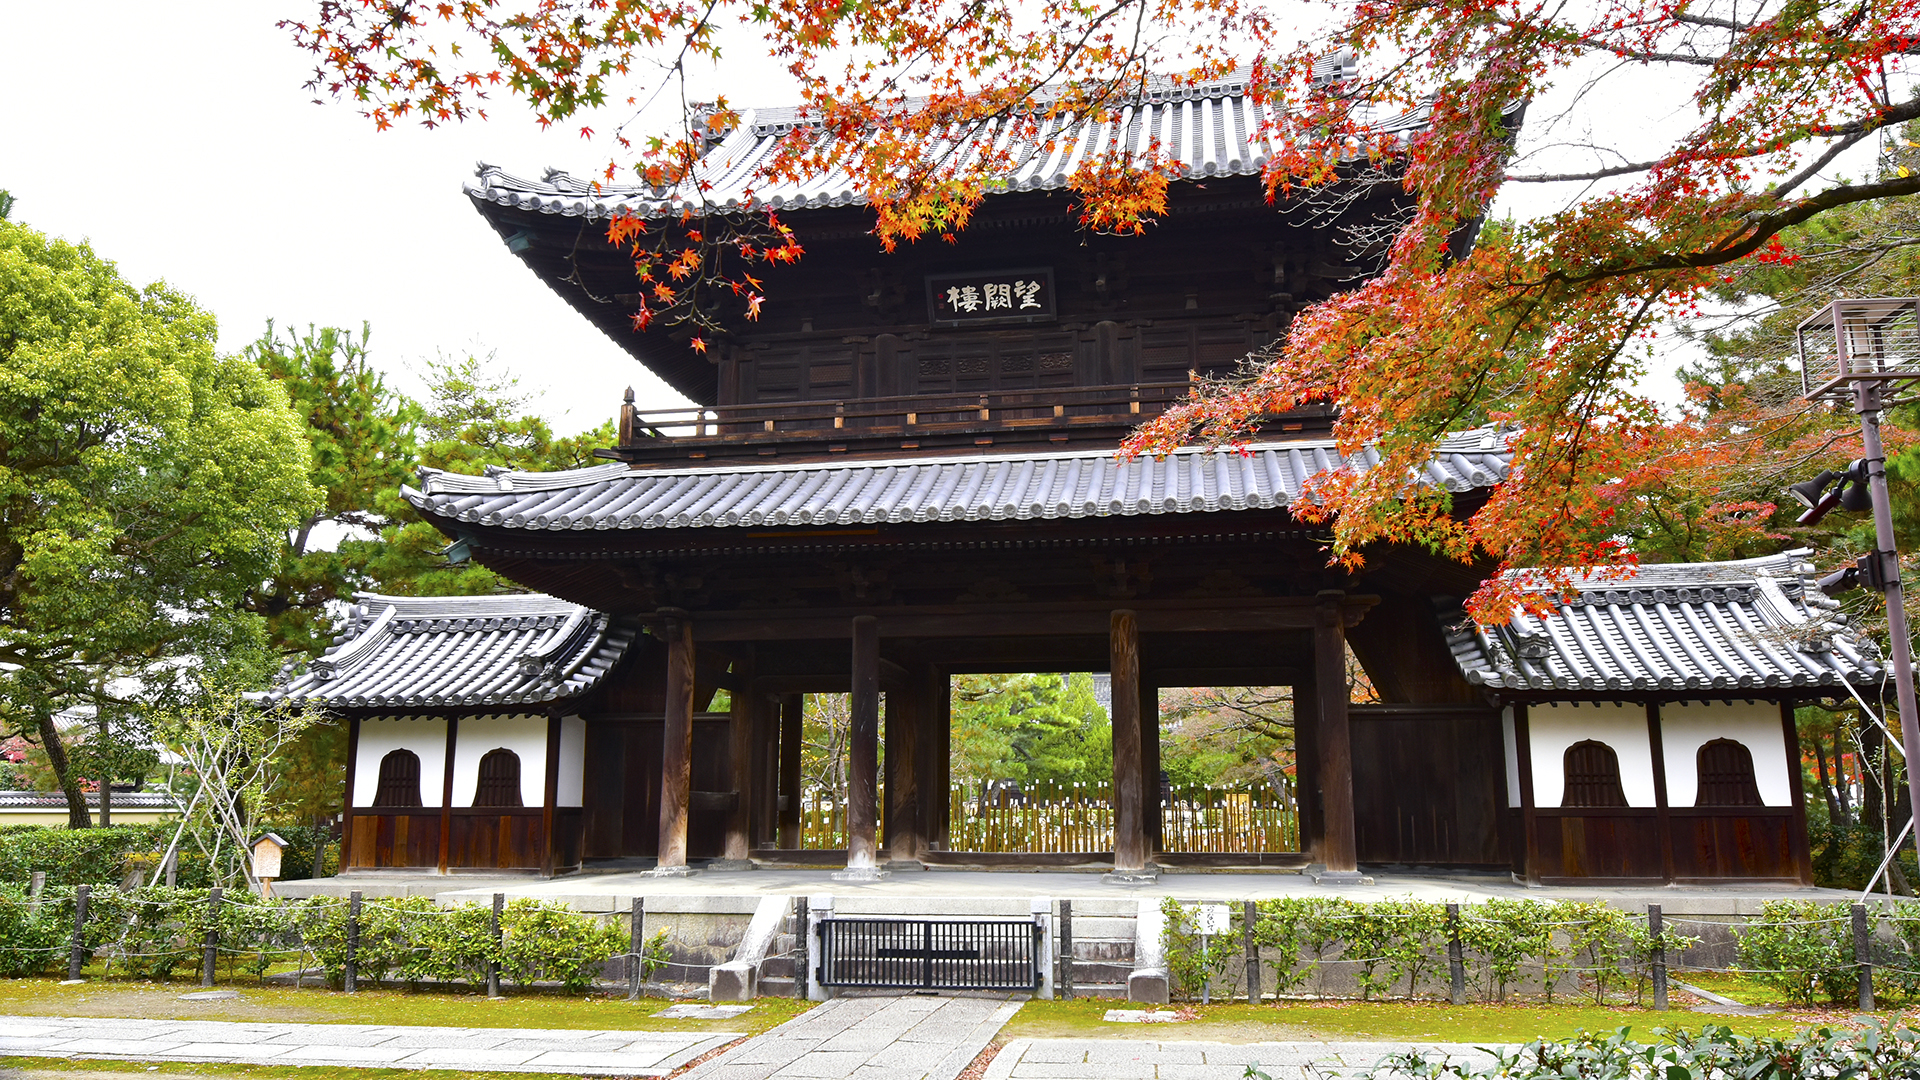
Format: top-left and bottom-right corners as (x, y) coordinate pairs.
(2, 3), (1886, 430)
(0, 1), (793, 430)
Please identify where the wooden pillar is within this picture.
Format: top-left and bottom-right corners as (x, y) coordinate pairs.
(721, 652), (755, 867)
(843, 616), (882, 875)
(657, 614), (695, 871)
(1110, 609), (1148, 874)
(884, 670), (923, 863)
(342, 716), (362, 870)
(1141, 676), (1162, 852)
(541, 714), (561, 876)
(923, 666), (950, 851)
(1647, 701), (1676, 883)
(439, 718), (459, 874)
(778, 694), (803, 849)
(1783, 701), (1815, 885)
(750, 692), (777, 848)
(1293, 682), (1320, 858)
(1314, 592), (1358, 876)
(1514, 703), (1540, 884)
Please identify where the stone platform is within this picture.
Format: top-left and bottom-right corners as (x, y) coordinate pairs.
(276, 866), (1849, 916)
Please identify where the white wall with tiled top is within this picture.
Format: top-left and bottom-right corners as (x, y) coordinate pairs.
(1659, 700), (1792, 807)
(352, 717), (448, 808)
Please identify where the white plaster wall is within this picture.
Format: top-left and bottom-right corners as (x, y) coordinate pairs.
(1503, 706), (1522, 808)
(557, 716), (586, 808)
(1660, 700), (1792, 807)
(1528, 702), (1657, 808)
(451, 714), (549, 808)
(352, 717), (447, 808)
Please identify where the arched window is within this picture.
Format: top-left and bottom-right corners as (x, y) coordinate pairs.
(371, 749), (422, 808)
(473, 748), (524, 808)
(1562, 740), (1628, 808)
(1696, 738), (1763, 807)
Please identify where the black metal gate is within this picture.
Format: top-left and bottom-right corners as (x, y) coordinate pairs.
(815, 918), (1042, 990)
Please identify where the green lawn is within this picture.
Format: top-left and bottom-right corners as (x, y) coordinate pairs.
(0, 976), (810, 1034)
(1000, 996), (1867, 1043)
(0, 1060), (535, 1080)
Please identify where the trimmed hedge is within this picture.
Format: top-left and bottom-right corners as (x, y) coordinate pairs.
(0, 886), (639, 993)
(0, 823), (336, 888)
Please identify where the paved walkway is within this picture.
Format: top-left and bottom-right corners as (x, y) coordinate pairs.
(680, 995), (1022, 1080)
(984, 1039), (1512, 1080)
(0, 1015), (743, 1076)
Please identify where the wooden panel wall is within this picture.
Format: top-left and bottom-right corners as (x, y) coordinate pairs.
(447, 809), (545, 869)
(1533, 810), (1665, 881)
(580, 715), (733, 860)
(346, 812), (442, 869)
(1669, 809), (1798, 880)
(1349, 706), (1504, 866)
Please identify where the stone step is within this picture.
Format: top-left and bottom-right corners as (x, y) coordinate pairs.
(755, 976), (799, 996)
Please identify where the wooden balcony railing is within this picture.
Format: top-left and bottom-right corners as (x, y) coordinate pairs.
(606, 382), (1332, 462)
(620, 381), (1190, 442)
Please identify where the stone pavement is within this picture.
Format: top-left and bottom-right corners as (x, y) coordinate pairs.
(983, 1039), (1514, 1080)
(679, 995), (1022, 1080)
(0, 1015), (744, 1075)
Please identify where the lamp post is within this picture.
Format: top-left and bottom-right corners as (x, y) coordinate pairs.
(1798, 297), (1920, 848)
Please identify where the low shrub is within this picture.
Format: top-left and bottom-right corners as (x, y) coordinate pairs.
(1735, 898), (1857, 1006)
(1280, 1022), (1920, 1080)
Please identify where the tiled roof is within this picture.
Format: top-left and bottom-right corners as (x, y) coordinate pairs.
(0, 790), (175, 810)
(1446, 552), (1883, 694)
(404, 430), (1513, 533)
(272, 593), (640, 710)
(464, 71), (1443, 220)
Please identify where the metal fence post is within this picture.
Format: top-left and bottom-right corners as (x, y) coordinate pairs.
(202, 887), (222, 988)
(67, 884), (89, 981)
(792, 896), (807, 1000)
(1446, 903), (1466, 1005)
(487, 892), (504, 998)
(1059, 899), (1075, 1001)
(1855, 903), (1874, 1010)
(1649, 904), (1668, 1010)
(1243, 900), (1260, 1003)
(345, 890), (361, 994)
(628, 897), (645, 1001)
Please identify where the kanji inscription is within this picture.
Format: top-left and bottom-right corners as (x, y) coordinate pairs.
(926, 269), (1055, 325)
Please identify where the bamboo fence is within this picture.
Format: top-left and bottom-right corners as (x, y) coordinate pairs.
(794, 780), (1298, 853)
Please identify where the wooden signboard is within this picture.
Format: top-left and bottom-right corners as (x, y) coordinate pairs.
(926, 268), (1055, 326)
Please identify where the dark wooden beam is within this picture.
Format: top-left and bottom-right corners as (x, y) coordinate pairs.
(884, 673), (922, 864)
(1647, 702), (1676, 884)
(845, 616), (881, 874)
(778, 694), (804, 849)
(1314, 591), (1358, 875)
(1110, 609), (1147, 874)
(722, 649), (756, 865)
(1515, 703), (1540, 885)
(439, 719), (458, 874)
(690, 597), (1376, 642)
(541, 715), (562, 876)
(658, 614), (695, 869)
(1783, 701), (1815, 885)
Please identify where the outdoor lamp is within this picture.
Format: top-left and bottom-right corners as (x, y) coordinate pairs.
(1789, 470), (1844, 508)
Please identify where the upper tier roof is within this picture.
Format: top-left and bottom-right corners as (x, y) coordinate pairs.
(1446, 552), (1882, 695)
(405, 429), (1513, 534)
(466, 71), (1437, 221)
(271, 593), (640, 710)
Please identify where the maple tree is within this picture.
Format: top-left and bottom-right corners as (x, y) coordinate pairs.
(286, 0), (1920, 615)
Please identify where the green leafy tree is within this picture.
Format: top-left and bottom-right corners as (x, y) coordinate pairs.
(367, 352), (618, 597)
(949, 673), (1110, 788)
(0, 219), (319, 826)
(1159, 686), (1291, 791)
(245, 322), (422, 658)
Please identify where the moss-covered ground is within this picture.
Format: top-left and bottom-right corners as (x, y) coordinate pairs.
(0, 976), (810, 1033)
